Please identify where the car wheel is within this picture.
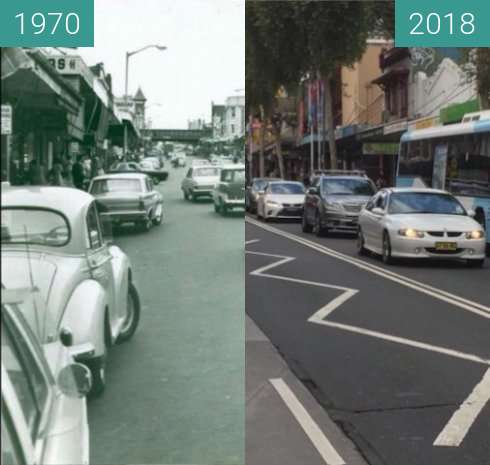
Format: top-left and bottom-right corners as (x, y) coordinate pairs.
(116, 281), (141, 343)
(220, 199), (228, 216)
(466, 258), (484, 268)
(313, 212), (327, 237)
(357, 228), (367, 256)
(87, 342), (107, 398)
(152, 205), (163, 226)
(302, 210), (313, 233)
(191, 192), (197, 202)
(152, 176), (160, 185)
(139, 217), (152, 232)
(382, 231), (394, 265)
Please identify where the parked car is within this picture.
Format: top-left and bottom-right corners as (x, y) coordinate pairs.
(89, 173), (163, 231)
(171, 152), (187, 167)
(302, 172), (376, 236)
(190, 158), (211, 167)
(357, 188), (486, 267)
(181, 166), (221, 201)
(256, 181), (305, 221)
(109, 161), (169, 183)
(213, 164), (246, 215)
(246, 177), (281, 213)
(1, 287), (92, 465)
(1, 186), (141, 396)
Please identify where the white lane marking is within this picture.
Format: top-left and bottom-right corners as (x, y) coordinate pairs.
(270, 378), (346, 465)
(246, 250), (490, 366)
(246, 217), (490, 319)
(434, 368), (490, 447)
(246, 239), (261, 245)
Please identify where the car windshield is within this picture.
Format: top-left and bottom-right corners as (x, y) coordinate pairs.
(195, 167), (219, 177)
(1, 208), (70, 246)
(222, 169), (246, 182)
(322, 178), (375, 196)
(90, 179), (142, 194)
(388, 192), (466, 215)
(270, 183), (305, 195)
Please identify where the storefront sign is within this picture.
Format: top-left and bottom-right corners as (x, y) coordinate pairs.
(356, 126), (384, 141)
(48, 55), (94, 87)
(68, 141), (81, 155)
(363, 142), (399, 155)
(408, 116), (439, 131)
(1, 105), (13, 135)
(384, 120), (408, 135)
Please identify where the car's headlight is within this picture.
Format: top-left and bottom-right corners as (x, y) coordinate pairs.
(398, 228), (425, 238)
(266, 200), (281, 207)
(324, 201), (343, 211)
(465, 230), (484, 239)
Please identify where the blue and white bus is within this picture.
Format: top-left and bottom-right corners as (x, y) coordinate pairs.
(397, 111), (490, 254)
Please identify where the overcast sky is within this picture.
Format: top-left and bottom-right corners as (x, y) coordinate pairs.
(79, 0), (244, 129)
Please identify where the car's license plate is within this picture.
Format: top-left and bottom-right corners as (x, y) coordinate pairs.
(435, 242), (457, 251)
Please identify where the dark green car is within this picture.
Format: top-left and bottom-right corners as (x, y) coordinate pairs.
(213, 165), (246, 215)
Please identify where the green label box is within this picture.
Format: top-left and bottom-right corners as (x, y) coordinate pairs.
(396, 0), (490, 47)
(0, 0), (94, 46)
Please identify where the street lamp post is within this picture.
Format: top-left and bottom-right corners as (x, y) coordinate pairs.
(123, 44), (167, 156)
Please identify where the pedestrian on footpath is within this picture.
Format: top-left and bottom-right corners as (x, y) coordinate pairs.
(72, 155), (86, 190)
(48, 159), (64, 186)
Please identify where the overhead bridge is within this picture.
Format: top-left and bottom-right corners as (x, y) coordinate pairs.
(142, 128), (212, 143)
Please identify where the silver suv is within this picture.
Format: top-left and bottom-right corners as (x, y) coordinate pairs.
(302, 170), (377, 236)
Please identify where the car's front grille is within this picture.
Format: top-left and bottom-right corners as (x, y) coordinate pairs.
(278, 208), (302, 217)
(427, 231), (462, 238)
(425, 248), (463, 255)
(343, 204), (363, 213)
(283, 203), (303, 208)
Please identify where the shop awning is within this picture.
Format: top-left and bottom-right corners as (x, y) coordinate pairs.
(372, 68), (409, 86)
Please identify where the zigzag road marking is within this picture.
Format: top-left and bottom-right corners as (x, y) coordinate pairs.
(246, 217), (490, 320)
(246, 240), (490, 448)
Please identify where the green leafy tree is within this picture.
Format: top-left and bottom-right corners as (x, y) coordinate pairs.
(246, 1), (391, 172)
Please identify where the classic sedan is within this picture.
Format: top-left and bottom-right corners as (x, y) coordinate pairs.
(181, 166), (221, 200)
(1, 186), (141, 396)
(256, 181), (305, 221)
(109, 161), (169, 183)
(213, 164), (246, 215)
(2, 287), (92, 465)
(89, 173), (163, 231)
(245, 177), (281, 213)
(357, 188), (486, 267)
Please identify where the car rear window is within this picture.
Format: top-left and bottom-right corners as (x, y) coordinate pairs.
(1, 208), (69, 247)
(90, 179), (142, 194)
(195, 168), (219, 177)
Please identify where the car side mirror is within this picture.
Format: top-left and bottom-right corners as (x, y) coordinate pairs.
(60, 327), (73, 347)
(372, 207), (384, 216)
(467, 209), (476, 218)
(57, 363), (92, 398)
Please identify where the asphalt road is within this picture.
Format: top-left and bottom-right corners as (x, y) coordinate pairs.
(246, 215), (490, 465)
(88, 163), (244, 465)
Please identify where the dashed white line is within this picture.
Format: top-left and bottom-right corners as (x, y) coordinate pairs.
(270, 378), (346, 465)
(434, 368), (490, 447)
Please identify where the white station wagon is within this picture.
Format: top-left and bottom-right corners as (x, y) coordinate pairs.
(1, 186), (141, 396)
(2, 288), (92, 465)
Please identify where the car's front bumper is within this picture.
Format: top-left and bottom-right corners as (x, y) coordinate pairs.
(192, 187), (214, 196)
(265, 204), (303, 219)
(323, 212), (359, 231)
(224, 198), (245, 209)
(390, 235), (486, 259)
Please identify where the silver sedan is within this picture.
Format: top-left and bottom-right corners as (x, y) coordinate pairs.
(357, 188), (486, 267)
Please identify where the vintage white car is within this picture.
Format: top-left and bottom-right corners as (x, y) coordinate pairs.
(1, 287), (92, 465)
(1, 186), (141, 396)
